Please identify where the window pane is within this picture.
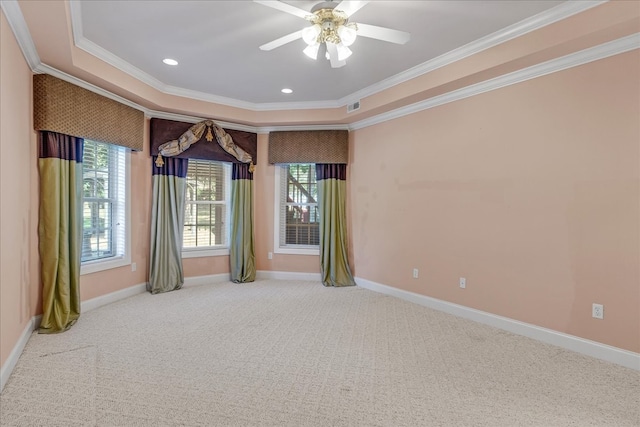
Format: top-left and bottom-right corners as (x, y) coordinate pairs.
(282, 164), (319, 246)
(183, 160), (228, 248)
(82, 140), (121, 262)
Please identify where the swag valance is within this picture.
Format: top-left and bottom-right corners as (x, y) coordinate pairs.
(150, 118), (257, 169)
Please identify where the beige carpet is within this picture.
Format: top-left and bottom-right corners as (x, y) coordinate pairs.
(1, 280), (638, 426)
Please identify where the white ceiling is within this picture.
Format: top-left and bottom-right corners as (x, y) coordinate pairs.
(72, 1), (564, 107)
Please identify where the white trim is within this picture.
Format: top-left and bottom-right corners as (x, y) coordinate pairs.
(355, 277), (640, 371)
(274, 247), (320, 256)
(273, 165), (321, 255)
(182, 247), (230, 258)
(256, 270), (322, 281)
(0, 0), (41, 70)
(0, 316), (38, 392)
(145, 110), (350, 133)
(3, 0), (636, 134)
(80, 282), (147, 313)
(146, 110), (259, 133)
(34, 63), (147, 113)
(27, 34), (640, 134)
(255, 123), (350, 133)
(80, 256), (130, 275)
(1, 280), (148, 392)
(350, 33), (640, 130)
(68, 2), (339, 112)
(338, 0), (607, 106)
(80, 145), (132, 275)
(183, 273), (231, 288)
(66, 0), (605, 111)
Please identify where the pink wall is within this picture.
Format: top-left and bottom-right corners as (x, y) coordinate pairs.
(349, 51), (640, 353)
(0, 10), (38, 367)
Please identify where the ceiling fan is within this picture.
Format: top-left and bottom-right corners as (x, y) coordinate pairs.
(254, 1), (411, 68)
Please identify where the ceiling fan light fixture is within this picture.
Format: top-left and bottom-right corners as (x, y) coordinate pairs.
(302, 24), (321, 45)
(337, 23), (357, 47)
(303, 43), (320, 60)
(336, 43), (352, 61)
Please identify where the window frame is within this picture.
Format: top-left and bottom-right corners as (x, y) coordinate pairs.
(181, 159), (232, 258)
(273, 164), (320, 256)
(80, 141), (131, 275)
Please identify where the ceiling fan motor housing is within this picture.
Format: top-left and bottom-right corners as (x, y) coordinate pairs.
(310, 1), (339, 13)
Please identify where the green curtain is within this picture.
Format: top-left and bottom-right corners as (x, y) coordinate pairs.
(38, 131), (83, 333)
(230, 163), (255, 283)
(148, 157), (188, 294)
(316, 164), (355, 287)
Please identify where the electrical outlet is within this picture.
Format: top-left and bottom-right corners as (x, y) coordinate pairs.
(131, 262), (137, 272)
(459, 277), (466, 289)
(268, 252), (273, 260)
(412, 268), (419, 279)
(592, 303), (604, 319)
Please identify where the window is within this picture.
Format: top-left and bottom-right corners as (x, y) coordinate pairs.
(81, 140), (130, 273)
(274, 164), (319, 255)
(183, 159), (231, 257)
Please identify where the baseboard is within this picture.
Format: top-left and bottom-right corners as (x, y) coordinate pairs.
(81, 282), (148, 313)
(183, 273), (231, 288)
(355, 277), (640, 371)
(256, 270), (322, 282)
(0, 316), (38, 392)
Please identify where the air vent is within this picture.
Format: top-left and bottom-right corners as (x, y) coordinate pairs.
(347, 100), (360, 113)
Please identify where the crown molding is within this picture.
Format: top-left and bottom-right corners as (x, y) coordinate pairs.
(5, 0), (634, 134)
(255, 123), (350, 133)
(32, 63), (347, 134)
(338, 0), (608, 106)
(145, 110), (349, 133)
(68, 1), (340, 112)
(0, 0), (40, 70)
(66, 0), (608, 111)
(146, 110), (260, 133)
(34, 62), (148, 111)
(350, 33), (640, 130)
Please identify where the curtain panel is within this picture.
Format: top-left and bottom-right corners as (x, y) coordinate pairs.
(316, 164), (355, 287)
(230, 163), (256, 283)
(148, 157), (188, 294)
(38, 131), (84, 333)
(33, 74), (144, 151)
(150, 118), (257, 284)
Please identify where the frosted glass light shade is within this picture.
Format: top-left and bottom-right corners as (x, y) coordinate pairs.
(336, 43), (352, 61)
(337, 24), (357, 47)
(303, 43), (320, 60)
(302, 24), (321, 45)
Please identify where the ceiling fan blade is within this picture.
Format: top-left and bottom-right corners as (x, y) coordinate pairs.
(253, 1), (310, 20)
(335, 1), (369, 17)
(259, 30), (303, 51)
(326, 43), (346, 68)
(356, 23), (410, 44)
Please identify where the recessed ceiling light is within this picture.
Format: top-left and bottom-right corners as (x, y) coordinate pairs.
(281, 88), (293, 94)
(162, 58), (178, 66)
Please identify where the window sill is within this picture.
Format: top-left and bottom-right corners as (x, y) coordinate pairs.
(182, 247), (230, 258)
(274, 247), (319, 256)
(81, 255), (130, 275)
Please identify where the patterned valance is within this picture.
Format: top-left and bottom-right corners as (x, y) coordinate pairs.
(268, 130), (349, 164)
(33, 74), (144, 151)
(150, 118), (257, 165)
